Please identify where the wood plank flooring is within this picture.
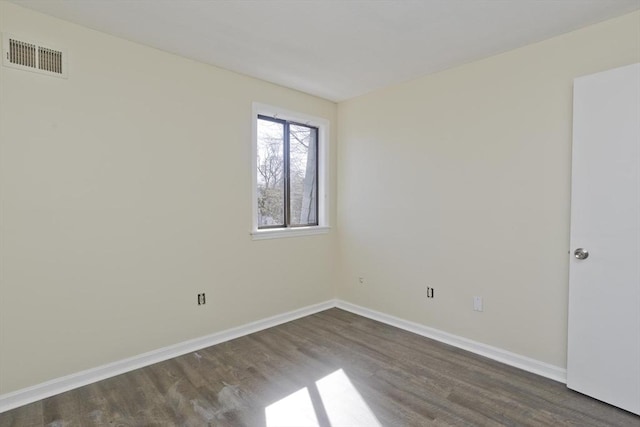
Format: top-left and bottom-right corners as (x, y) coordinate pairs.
(1, 308), (638, 426)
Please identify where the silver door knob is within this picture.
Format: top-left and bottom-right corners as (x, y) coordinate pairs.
(574, 248), (589, 260)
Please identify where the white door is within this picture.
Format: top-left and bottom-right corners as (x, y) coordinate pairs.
(567, 63), (640, 415)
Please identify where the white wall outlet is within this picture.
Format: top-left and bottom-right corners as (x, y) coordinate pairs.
(473, 296), (483, 312)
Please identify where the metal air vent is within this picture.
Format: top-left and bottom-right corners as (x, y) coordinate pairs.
(3, 34), (67, 78)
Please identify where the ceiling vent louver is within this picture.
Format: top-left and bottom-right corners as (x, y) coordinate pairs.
(2, 34), (67, 78)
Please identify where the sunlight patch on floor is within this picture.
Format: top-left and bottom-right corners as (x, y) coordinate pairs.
(316, 369), (382, 427)
(265, 369), (381, 427)
(265, 387), (320, 427)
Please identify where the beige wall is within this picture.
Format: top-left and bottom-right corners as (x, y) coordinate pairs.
(0, 1), (337, 394)
(336, 11), (640, 368)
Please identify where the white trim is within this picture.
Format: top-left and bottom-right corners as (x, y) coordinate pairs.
(251, 225), (330, 240)
(0, 300), (337, 414)
(0, 298), (567, 413)
(335, 300), (567, 383)
(250, 102), (330, 237)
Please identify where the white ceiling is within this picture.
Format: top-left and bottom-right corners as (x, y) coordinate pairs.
(10, 0), (640, 102)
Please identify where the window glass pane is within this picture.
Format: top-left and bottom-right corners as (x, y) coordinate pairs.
(289, 124), (318, 226)
(257, 118), (285, 227)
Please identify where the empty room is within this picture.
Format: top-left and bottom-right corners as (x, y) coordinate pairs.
(0, 0), (639, 425)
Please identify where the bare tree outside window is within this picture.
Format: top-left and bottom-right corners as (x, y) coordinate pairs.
(257, 119), (284, 226)
(257, 116), (318, 228)
(289, 125), (317, 225)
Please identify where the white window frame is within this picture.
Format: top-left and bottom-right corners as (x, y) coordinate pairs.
(251, 102), (330, 240)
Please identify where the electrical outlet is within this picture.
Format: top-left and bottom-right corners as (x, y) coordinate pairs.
(197, 293), (206, 305)
(426, 287), (434, 298)
(473, 296), (483, 312)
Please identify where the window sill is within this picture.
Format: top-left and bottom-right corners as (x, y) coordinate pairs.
(251, 226), (330, 241)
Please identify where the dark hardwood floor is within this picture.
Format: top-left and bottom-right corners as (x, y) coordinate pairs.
(1, 308), (638, 426)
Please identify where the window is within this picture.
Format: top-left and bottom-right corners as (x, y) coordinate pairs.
(257, 116), (318, 227)
(252, 103), (329, 239)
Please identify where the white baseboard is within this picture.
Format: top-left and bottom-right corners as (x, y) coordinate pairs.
(1, 298), (566, 414)
(0, 299), (337, 413)
(335, 300), (567, 383)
